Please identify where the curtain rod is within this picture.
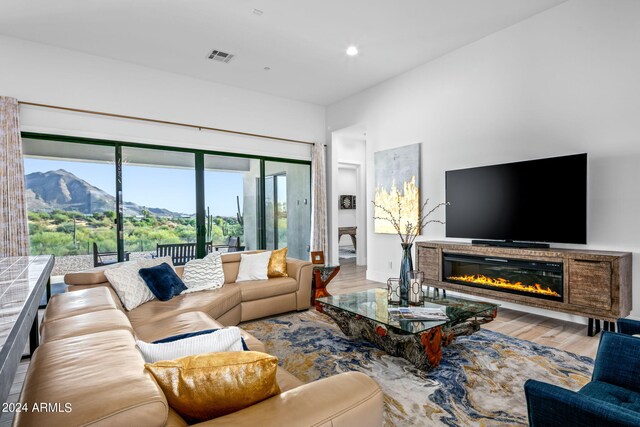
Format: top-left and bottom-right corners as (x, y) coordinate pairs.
(19, 101), (317, 146)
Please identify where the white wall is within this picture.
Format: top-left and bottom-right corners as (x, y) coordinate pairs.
(326, 0), (640, 319)
(0, 35), (325, 160)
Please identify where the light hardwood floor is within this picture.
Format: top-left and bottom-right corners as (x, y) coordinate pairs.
(330, 258), (600, 359)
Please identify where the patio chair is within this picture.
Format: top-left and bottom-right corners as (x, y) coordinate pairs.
(213, 236), (245, 253)
(92, 242), (129, 267)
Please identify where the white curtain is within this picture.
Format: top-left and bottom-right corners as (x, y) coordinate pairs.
(0, 96), (29, 257)
(310, 142), (327, 259)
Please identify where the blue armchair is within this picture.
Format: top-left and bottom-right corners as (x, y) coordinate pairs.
(617, 318), (640, 336)
(524, 331), (640, 427)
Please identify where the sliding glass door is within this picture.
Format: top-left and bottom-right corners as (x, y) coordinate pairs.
(22, 138), (116, 273)
(203, 155), (261, 252)
(22, 133), (312, 274)
(121, 147), (196, 258)
(264, 161), (311, 260)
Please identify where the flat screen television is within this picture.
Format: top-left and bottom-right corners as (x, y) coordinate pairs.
(445, 153), (587, 246)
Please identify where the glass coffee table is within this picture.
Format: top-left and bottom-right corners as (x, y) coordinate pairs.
(316, 288), (498, 370)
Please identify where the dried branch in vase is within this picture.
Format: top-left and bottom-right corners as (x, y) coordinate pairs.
(373, 196), (449, 244)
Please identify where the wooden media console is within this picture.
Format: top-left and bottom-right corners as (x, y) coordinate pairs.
(416, 241), (632, 333)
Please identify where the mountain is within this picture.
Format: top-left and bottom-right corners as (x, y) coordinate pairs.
(25, 169), (183, 217)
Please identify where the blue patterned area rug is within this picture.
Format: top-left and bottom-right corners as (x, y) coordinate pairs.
(241, 310), (594, 427)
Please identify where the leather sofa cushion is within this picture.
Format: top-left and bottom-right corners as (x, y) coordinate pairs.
(238, 277), (298, 302)
(15, 330), (168, 427)
(134, 311), (266, 353)
(41, 309), (133, 342)
(42, 286), (118, 324)
(134, 311), (222, 342)
(276, 368), (305, 392)
(126, 285), (242, 327)
(194, 371), (383, 427)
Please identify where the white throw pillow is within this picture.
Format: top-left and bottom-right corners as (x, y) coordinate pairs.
(181, 252), (225, 293)
(104, 257), (174, 311)
(136, 327), (244, 363)
(236, 251), (272, 282)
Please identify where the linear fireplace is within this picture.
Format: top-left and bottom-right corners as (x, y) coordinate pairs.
(443, 254), (564, 302)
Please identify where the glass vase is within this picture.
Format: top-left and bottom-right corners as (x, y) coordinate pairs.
(399, 242), (413, 307)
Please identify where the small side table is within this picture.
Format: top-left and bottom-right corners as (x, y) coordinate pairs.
(311, 265), (341, 307)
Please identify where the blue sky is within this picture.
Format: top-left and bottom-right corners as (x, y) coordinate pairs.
(24, 158), (244, 216)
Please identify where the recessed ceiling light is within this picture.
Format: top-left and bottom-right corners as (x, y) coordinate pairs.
(346, 46), (358, 56)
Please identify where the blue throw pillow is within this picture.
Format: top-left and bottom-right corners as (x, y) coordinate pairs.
(153, 328), (250, 350)
(139, 262), (187, 301)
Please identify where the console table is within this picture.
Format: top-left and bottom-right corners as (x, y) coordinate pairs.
(0, 255), (54, 405)
(416, 242), (632, 335)
(338, 227), (357, 250)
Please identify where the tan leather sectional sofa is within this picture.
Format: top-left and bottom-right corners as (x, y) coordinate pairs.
(14, 252), (384, 427)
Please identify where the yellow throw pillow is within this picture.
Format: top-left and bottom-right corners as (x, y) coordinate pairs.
(145, 351), (280, 423)
(268, 247), (288, 278)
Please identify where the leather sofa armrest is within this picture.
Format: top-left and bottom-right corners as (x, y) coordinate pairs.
(64, 264), (116, 285)
(287, 258), (313, 311)
(194, 372), (383, 427)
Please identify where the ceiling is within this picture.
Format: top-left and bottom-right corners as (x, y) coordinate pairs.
(0, 0), (567, 106)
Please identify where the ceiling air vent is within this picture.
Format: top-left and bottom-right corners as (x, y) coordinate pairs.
(208, 50), (234, 63)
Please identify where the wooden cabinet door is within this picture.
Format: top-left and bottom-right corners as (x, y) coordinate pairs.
(418, 247), (439, 281)
(569, 259), (612, 310)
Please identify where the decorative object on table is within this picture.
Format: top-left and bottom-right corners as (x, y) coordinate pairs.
(373, 142), (448, 306)
(339, 195), (356, 209)
(388, 306), (448, 321)
(311, 265), (341, 307)
(310, 251), (325, 265)
(387, 278), (401, 304)
(408, 270), (424, 305)
(242, 310), (593, 427)
(374, 194), (448, 307)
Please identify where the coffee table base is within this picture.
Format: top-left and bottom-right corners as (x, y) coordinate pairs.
(318, 304), (497, 370)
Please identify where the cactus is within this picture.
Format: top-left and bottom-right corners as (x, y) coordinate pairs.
(205, 206), (213, 243)
(236, 195), (244, 226)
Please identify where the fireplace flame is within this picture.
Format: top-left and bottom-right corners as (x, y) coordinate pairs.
(447, 274), (561, 297)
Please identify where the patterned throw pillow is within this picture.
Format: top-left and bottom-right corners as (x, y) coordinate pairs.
(104, 257), (174, 311)
(136, 327), (245, 363)
(181, 252), (225, 293)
